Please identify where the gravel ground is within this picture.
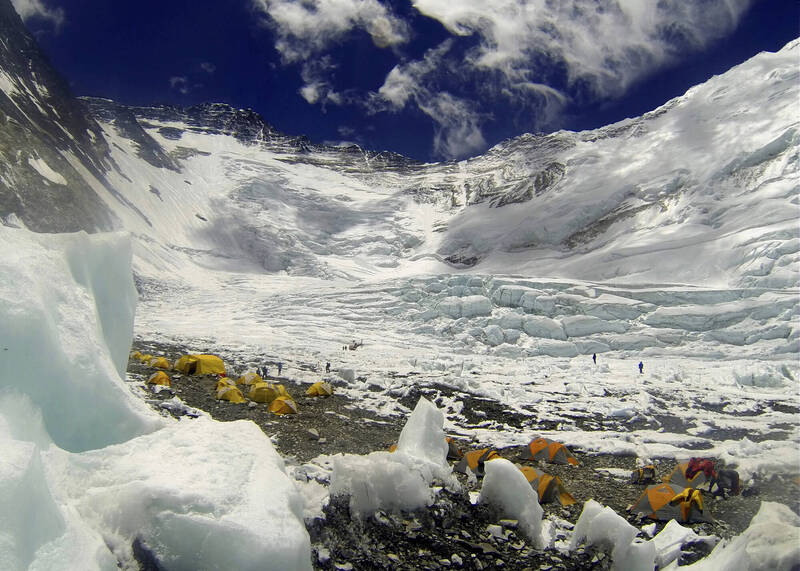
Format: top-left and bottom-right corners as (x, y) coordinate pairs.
(126, 339), (800, 570)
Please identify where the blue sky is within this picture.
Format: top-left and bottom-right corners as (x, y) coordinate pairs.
(15, 0), (799, 162)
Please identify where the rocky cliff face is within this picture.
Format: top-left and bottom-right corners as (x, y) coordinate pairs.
(0, 0), (118, 231)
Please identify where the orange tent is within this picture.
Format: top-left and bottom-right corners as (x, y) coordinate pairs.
(521, 438), (579, 466)
(454, 448), (501, 476)
(249, 382), (281, 404)
(446, 437), (463, 460)
(630, 483), (711, 523)
(518, 466), (575, 506)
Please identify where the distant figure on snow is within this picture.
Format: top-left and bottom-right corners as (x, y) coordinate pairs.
(262, 365), (269, 378)
(592, 353), (597, 365)
(277, 362), (283, 376)
(325, 361), (331, 374)
(638, 361), (644, 374)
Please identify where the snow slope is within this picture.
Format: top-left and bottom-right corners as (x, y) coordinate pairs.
(65, 41), (796, 478)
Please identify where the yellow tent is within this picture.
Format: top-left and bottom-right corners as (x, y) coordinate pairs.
(249, 382), (280, 404)
(149, 356), (171, 369)
(216, 384), (245, 404)
(147, 371), (171, 387)
(130, 350), (143, 360)
(306, 381), (334, 397)
(237, 372), (263, 386)
(139, 353), (154, 363)
(216, 377), (236, 392)
(174, 354), (226, 375)
(269, 396), (298, 415)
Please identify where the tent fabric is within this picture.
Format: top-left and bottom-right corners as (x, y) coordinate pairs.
(664, 462), (708, 489)
(446, 437), (463, 460)
(216, 378), (236, 392)
(630, 465), (657, 484)
(521, 438), (579, 466)
(518, 466), (576, 506)
(147, 371), (171, 387)
(139, 353), (154, 363)
(269, 396), (298, 415)
(149, 356), (171, 369)
(237, 372), (263, 386)
(174, 354), (226, 376)
(130, 350), (143, 360)
(249, 382), (281, 404)
(630, 483), (712, 523)
(454, 448), (501, 476)
(306, 381), (333, 397)
(216, 384), (245, 404)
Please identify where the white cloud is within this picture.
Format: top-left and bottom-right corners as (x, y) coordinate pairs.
(200, 62), (216, 74)
(419, 92), (486, 159)
(251, 0), (409, 62)
(253, 0), (755, 159)
(252, 0), (409, 111)
(169, 76), (190, 95)
(10, 0), (65, 29)
(371, 43), (487, 160)
(410, 0), (754, 98)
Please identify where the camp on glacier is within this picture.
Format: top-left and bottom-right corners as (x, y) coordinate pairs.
(0, 0), (798, 565)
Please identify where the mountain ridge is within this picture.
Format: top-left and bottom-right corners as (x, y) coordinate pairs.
(0, 0), (797, 291)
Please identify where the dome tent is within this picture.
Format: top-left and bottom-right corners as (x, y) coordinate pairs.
(216, 384), (245, 404)
(269, 396), (298, 415)
(454, 448), (502, 476)
(249, 382), (283, 404)
(518, 466), (576, 506)
(664, 460), (712, 489)
(521, 437), (579, 466)
(630, 482), (712, 523)
(147, 371), (171, 387)
(174, 354), (226, 376)
(306, 381), (333, 397)
(149, 356), (171, 369)
(237, 371), (263, 386)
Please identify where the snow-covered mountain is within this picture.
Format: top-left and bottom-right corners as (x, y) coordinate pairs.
(2, 3), (797, 291)
(1, 0), (797, 365)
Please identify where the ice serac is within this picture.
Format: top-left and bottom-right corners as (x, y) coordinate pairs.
(0, 226), (161, 452)
(330, 397), (455, 516)
(679, 501), (800, 570)
(0, 227), (312, 570)
(479, 458), (546, 549)
(570, 499), (655, 571)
